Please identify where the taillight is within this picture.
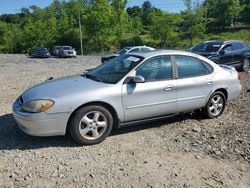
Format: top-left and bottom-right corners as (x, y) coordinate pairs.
(237, 72), (240, 80)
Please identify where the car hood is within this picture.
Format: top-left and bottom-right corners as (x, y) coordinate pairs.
(101, 53), (120, 59)
(21, 75), (107, 102)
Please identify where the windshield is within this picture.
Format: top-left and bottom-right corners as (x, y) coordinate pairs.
(63, 46), (72, 50)
(116, 47), (131, 54)
(86, 54), (143, 84)
(191, 42), (222, 52)
(36, 48), (48, 52)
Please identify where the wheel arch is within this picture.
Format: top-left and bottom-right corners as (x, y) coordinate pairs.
(214, 88), (228, 101)
(204, 88), (228, 107)
(66, 101), (119, 133)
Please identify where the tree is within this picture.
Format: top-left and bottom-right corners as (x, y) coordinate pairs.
(142, 1), (152, 12)
(182, 0), (207, 46)
(150, 12), (181, 47)
(112, 0), (128, 47)
(126, 6), (142, 18)
(85, 0), (115, 51)
(204, 0), (241, 27)
(23, 15), (57, 53)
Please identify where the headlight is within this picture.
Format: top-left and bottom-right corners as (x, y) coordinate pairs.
(21, 100), (54, 113)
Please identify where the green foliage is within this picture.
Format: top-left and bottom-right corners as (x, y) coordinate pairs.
(85, 0), (115, 52)
(112, 0), (128, 47)
(182, 0), (207, 46)
(150, 12), (182, 47)
(205, 0), (241, 26)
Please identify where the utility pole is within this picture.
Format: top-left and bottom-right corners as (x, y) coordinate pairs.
(78, 13), (83, 56)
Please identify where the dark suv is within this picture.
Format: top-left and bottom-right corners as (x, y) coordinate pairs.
(190, 40), (250, 71)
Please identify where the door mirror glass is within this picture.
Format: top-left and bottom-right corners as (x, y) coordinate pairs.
(132, 75), (145, 83)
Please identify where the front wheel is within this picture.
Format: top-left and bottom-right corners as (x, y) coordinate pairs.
(242, 58), (250, 72)
(203, 91), (226, 118)
(69, 105), (113, 145)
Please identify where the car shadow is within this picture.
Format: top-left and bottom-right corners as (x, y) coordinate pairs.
(0, 113), (205, 150)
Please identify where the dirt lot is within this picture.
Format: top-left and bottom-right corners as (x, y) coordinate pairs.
(0, 54), (249, 188)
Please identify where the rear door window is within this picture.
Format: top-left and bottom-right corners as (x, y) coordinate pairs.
(175, 56), (208, 78)
(232, 42), (246, 51)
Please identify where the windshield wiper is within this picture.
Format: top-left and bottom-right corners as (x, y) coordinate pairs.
(83, 74), (103, 83)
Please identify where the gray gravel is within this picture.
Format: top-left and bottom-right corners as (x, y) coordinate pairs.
(0, 54), (250, 187)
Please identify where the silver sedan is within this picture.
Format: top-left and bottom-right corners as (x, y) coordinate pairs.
(13, 50), (242, 145)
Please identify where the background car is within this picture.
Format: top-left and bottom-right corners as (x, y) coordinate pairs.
(53, 46), (61, 56)
(101, 45), (155, 63)
(190, 40), (250, 71)
(13, 50), (242, 145)
(32, 47), (50, 58)
(58, 46), (77, 58)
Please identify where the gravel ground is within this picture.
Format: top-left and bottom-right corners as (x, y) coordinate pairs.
(0, 54), (249, 188)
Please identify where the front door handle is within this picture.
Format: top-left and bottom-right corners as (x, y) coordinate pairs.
(164, 86), (174, 91)
(205, 81), (213, 85)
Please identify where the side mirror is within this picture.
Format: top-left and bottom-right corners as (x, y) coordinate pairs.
(132, 75), (145, 83)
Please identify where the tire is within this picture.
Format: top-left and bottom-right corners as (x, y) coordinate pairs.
(241, 58), (250, 72)
(69, 105), (113, 145)
(203, 91), (226, 118)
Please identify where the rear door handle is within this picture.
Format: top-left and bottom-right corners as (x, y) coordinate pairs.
(164, 86), (174, 91)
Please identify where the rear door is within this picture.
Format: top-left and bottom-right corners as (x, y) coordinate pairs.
(122, 55), (177, 122)
(232, 42), (246, 66)
(174, 55), (214, 112)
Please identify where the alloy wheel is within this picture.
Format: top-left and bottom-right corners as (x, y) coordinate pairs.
(243, 59), (250, 71)
(79, 111), (108, 140)
(209, 95), (224, 116)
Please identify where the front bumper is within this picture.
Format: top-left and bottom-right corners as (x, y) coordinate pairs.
(12, 99), (71, 137)
(63, 52), (76, 57)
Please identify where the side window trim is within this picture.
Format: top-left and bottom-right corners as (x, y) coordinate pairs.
(173, 55), (210, 79)
(135, 55), (174, 82)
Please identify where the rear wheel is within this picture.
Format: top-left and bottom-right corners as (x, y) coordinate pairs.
(69, 105), (113, 145)
(242, 58), (250, 72)
(203, 91), (226, 118)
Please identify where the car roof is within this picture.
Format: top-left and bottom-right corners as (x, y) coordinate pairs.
(128, 49), (202, 59)
(224, 40), (245, 44)
(126, 46), (154, 49)
(202, 40), (245, 44)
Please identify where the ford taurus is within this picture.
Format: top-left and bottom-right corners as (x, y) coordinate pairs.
(13, 50), (242, 145)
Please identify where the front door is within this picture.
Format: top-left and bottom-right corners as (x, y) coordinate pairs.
(219, 44), (233, 65)
(122, 55), (177, 122)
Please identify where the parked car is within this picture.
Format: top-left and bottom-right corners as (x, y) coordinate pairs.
(190, 40), (250, 71)
(101, 46), (155, 63)
(53, 46), (61, 56)
(32, 47), (50, 58)
(13, 50), (241, 145)
(58, 46), (77, 58)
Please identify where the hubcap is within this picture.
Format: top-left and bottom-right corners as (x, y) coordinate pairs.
(209, 95), (224, 116)
(79, 111), (108, 140)
(243, 59), (250, 71)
